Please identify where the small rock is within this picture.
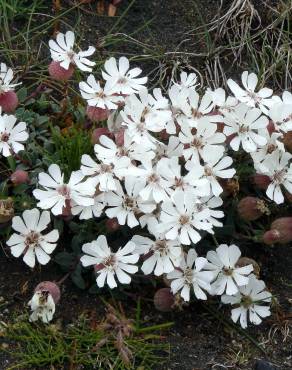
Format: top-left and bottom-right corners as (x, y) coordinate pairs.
(254, 359), (277, 370)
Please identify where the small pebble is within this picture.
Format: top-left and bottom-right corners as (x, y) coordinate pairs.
(254, 359), (277, 370)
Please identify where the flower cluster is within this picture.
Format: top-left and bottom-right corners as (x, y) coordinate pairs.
(5, 30), (283, 328)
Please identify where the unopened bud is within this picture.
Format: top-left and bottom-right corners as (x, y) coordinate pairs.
(48, 61), (74, 81)
(34, 281), (61, 304)
(0, 198), (14, 223)
(154, 288), (175, 312)
(283, 131), (292, 153)
(252, 174), (271, 190)
(0, 91), (19, 113)
(91, 127), (112, 145)
(61, 199), (72, 217)
(28, 281), (61, 323)
(262, 230), (281, 245)
(237, 196), (269, 221)
(10, 169), (29, 185)
(221, 178), (239, 197)
(236, 257), (260, 276)
(267, 120), (276, 134)
(86, 106), (110, 123)
(106, 218), (120, 232)
(114, 129), (125, 146)
(263, 217), (292, 245)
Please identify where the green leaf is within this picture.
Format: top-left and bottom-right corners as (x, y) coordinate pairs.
(17, 87), (28, 103)
(54, 251), (75, 268)
(71, 264), (86, 290)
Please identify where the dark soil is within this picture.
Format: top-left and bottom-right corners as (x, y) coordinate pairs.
(1, 0), (292, 369)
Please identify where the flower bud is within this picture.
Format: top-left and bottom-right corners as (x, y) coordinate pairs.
(154, 288), (175, 312)
(237, 196), (269, 221)
(114, 128), (125, 146)
(252, 174), (271, 190)
(263, 217), (292, 245)
(91, 127), (112, 145)
(86, 106), (110, 123)
(10, 169), (29, 185)
(48, 61), (74, 81)
(220, 178), (239, 197)
(34, 281), (61, 304)
(28, 281), (61, 323)
(61, 199), (72, 217)
(236, 257), (260, 276)
(267, 120), (276, 135)
(0, 91), (19, 112)
(0, 198), (14, 223)
(106, 218), (120, 232)
(283, 131), (292, 153)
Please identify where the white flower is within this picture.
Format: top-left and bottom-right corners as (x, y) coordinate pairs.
(33, 164), (95, 215)
(49, 30), (95, 72)
(167, 249), (213, 301)
(6, 208), (59, 268)
(158, 156), (208, 197)
(206, 244), (253, 296)
(131, 232), (182, 276)
(185, 146), (236, 197)
(195, 196), (224, 229)
(79, 74), (122, 109)
(154, 136), (184, 160)
(0, 63), (21, 93)
(208, 87), (238, 115)
(227, 71), (274, 114)
(105, 177), (156, 228)
(95, 132), (154, 168)
(223, 103), (268, 152)
(158, 190), (212, 245)
(181, 89), (223, 128)
(80, 154), (130, 191)
(268, 93), (292, 133)
(136, 161), (172, 203)
(174, 71), (198, 90)
(257, 149), (292, 204)
(120, 89), (170, 147)
(168, 85), (191, 133)
(179, 118), (225, 162)
(251, 129), (285, 168)
(80, 235), (139, 288)
(28, 291), (56, 323)
(102, 56), (147, 95)
(221, 275), (272, 328)
(0, 112), (28, 157)
(71, 192), (105, 220)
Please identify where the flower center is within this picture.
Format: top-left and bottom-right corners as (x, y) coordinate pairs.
(179, 214), (189, 225)
(204, 166), (213, 176)
(154, 239), (168, 255)
(191, 137), (203, 149)
(25, 231), (40, 248)
(183, 267), (193, 284)
(191, 108), (202, 119)
(174, 177), (184, 188)
(239, 124), (249, 133)
(272, 169), (286, 184)
(267, 144), (276, 154)
(123, 195), (137, 210)
(223, 267), (234, 276)
(100, 164), (113, 173)
(1, 132), (10, 142)
(147, 173), (159, 183)
(57, 185), (71, 199)
(241, 295), (253, 308)
(118, 77), (127, 84)
(103, 254), (117, 270)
